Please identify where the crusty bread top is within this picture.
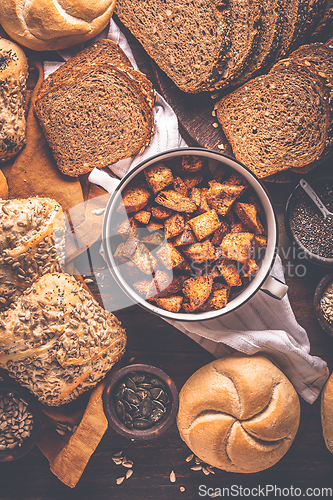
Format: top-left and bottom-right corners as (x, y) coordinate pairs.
(34, 63), (155, 176)
(0, 37), (28, 82)
(0, 0), (116, 51)
(177, 354), (300, 473)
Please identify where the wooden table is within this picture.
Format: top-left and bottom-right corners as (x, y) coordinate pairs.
(2, 22), (333, 500)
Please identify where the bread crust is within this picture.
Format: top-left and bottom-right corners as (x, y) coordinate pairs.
(0, 0), (116, 51)
(0, 38), (28, 162)
(177, 354), (300, 473)
(321, 373), (333, 454)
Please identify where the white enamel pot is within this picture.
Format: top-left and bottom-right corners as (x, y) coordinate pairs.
(89, 148), (288, 321)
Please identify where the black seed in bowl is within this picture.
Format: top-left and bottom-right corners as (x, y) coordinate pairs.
(113, 372), (169, 429)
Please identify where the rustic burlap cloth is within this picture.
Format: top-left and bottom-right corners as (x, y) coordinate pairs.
(0, 51), (110, 487)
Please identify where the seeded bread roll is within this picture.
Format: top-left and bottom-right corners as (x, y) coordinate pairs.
(0, 38), (28, 163)
(0, 0), (116, 51)
(177, 354), (300, 473)
(0, 197), (65, 310)
(321, 372), (333, 454)
(0, 273), (127, 406)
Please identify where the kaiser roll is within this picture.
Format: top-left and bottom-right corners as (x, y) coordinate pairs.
(177, 354), (300, 473)
(321, 372), (333, 453)
(0, 0), (116, 51)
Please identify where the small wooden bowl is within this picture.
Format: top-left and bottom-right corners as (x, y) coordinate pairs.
(103, 364), (179, 440)
(314, 274), (333, 337)
(0, 382), (41, 462)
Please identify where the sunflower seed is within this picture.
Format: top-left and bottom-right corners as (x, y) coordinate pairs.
(186, 453), (194, 462)
(170, 470), (176, 483)
(116, 477), (125, 485)
(125, 469), (133, 479)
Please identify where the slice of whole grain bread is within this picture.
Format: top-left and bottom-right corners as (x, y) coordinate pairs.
(115, 0), (261, 93)
(34, 64), (155, 176)
(276, 0), (308, 57)
(216, 59), (331, 178)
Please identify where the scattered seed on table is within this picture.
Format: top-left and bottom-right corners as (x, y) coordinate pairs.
(170, 470), (176, 483)
(186, 453), (194, 462)
(116, 477), (125, 485)
(126, 469), (133, 479)
(122, 460), (133, 468)
(191, 465), (202, 471)
(180, 486), (186, 492)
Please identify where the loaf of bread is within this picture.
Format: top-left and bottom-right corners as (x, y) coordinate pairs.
(0, 0), (116, 51)
(34, 63), (155, 176)
(177, 355), (300, 473)
(216, 59), (331, 178)
(321, 372), (333, 454)
(0, 171), (8, 199)
(0, 197), (65, 310)
(0, 38), (28, 163)
(0, 272), (127, 406)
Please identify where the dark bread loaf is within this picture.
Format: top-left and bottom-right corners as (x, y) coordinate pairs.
(275, 0), (308, 58)
(232, 0), (282, 85)
(39, 39), (132, 98)
(115, 0), (261, 93)
(216, 59), (331, 178)
(34, 63), (155, 176)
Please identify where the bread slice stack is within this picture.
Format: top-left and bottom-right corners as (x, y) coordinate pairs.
(216, 41), (333, 178)
(115, 0), (332, 93)
(34, 39), (155, 177)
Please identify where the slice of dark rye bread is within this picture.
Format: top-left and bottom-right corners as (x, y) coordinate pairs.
(232, 0), (282, 85)
(115, 0), (261, 93)
(34, 64), (155, 177)
(275, 0), (308, 58)
(39, 39), (132, 97)
(216, 59), (331, 178)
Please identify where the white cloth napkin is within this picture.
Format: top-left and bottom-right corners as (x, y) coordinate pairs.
(43, 19), (329, 404)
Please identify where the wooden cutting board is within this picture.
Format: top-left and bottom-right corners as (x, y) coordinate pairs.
(152, 62), (233, 156)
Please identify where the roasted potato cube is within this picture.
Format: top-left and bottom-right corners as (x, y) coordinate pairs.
(173, 176), (188, 197)
(201, 283), (230, 311)
(156, 242), (185, 269)
(151, 206), (172, 219)
(131, 243), (157, 274)
(133, 279), (152, 296)
(211, 222), (229, 245)
(182, 275), (213, 310)
(144, 162), (174, 194)
(134, 210), (151, 225)
(164, 213), (185, 239)
(173, 224), (197, 246)
(182, 172), (204, 189)
(212, 163), (228, 183)
(188, 209), (221, 241)
(220, 232), (254, 263)
(182, 155), (205, 172)
(118, 185), (151, 213)
(141, 231), (165, 246)
(146, 219), (164, 232)
(241, 258), (258, 278)
(117, 217), (139, 239)
(216, 258), (242, 287)
(182, 240), (216, 263)
(156, 296), (184, 313)
(206, 181), (247, 216)
(155, 190), (197, 213)
(190, 187), (201, 207)
(234, 202), (264, 235)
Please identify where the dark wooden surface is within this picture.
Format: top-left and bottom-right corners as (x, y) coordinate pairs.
(2, 23), (333, 500)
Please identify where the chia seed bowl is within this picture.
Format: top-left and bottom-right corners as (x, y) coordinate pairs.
(103, 364), (179, 440)
(0, 381), (41, 461)
(285, 178), (333, 268)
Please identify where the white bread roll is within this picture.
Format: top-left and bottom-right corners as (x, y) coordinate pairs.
(0, 38), (28, 162)
(177, 354), (300, 473)
(321, 372), (333, 453)
(0, 0), (116, 51)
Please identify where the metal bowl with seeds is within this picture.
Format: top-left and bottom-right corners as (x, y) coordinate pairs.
(0, 381), (41, 461)
(103, 364), (178, 440)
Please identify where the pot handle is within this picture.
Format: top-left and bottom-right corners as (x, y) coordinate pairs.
(88, 167), (121, 194)
(260, 275), (288, 300)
